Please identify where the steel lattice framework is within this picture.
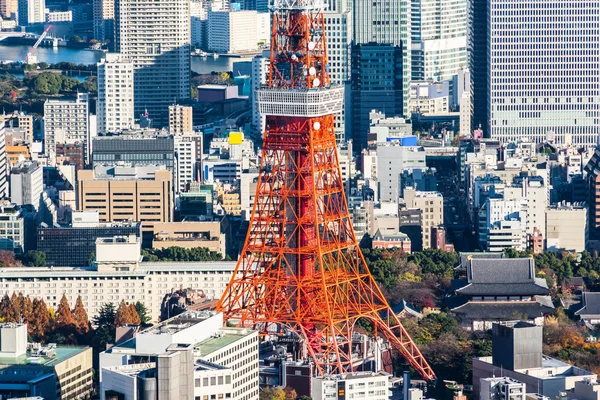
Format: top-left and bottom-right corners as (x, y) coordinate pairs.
(217, 0), (436, 380)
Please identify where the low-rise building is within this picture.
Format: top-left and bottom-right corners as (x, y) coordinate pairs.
(546, 202), (588, 253)
(100, 311), (259, 400)
(150, 219), (230, 256)
(0, 203), (30, 254)
(311, 372), (392, 400)
(480, 377), (526, 400)
(372, 230), (411, 252)
(569, 379), (600, 400)
(0, 323), (92, 400)
(473, 322), (596, 400)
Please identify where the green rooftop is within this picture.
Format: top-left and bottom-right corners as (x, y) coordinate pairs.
(0, 346), (89, 367)
(195, 329), (254, 357)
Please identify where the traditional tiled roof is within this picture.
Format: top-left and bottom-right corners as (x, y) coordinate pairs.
(454, 258), (549, 296)
(456, 252), (504, 270)
(390, 299), (422, 319)
(451, 298), (554, 320)
(574, 292), (600, 316)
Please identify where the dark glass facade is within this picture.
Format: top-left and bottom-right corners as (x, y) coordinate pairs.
(92, 135), (175, 172)
(36, 223), (141, 267)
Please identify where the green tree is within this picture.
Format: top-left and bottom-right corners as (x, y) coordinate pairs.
(259, 387), (286, 400)
(22, 250), (46, 267)
(92, 303), (116, 348)
(87, 251), (96, 266)
(78, 76), (97, 94)
(61, 76), (80, 92)
(134, 301), (151, 327)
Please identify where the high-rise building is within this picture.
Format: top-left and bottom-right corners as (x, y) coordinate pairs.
(0, 122), (7, 198)
(97, 54), (135, 135)
(10, 161), (43, 211)
(169, 105), (193, 135)
(0, 0), (17, 19)
(190, 0), (208, 48)
(93, 0), (114, 42)
(175, 134), (201, 193)
(350, 43), (404, 151)
(0, 204), (28, 254)
(325, 9), (352, 143)
(468, 0), (486, 131)
(17, 0), (44, 25)
(353, 0), (411, 118)
(43, 93), (90, 165)
(208, 10), (260, 54)
(410, 0), (467, 83)
(486, 0), (600, 146)
(115, 0), (190, 127)
(77, 166), (173, 227)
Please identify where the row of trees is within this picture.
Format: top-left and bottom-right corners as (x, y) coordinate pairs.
(0, 293), (150, 347)
(27, 72), (96, 96)
(142, 246), (229, 262)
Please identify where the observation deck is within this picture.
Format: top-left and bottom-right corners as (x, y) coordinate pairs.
(256, 86), (344, 118)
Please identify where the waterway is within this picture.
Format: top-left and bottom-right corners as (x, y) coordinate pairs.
(0, 44), (253, 74)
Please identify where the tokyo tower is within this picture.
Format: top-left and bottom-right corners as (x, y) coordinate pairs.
(217, 0), (435, 380)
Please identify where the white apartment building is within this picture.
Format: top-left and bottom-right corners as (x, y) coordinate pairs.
(115, 0), (190, 127)
(0, 237), (236, 322)
(546, 203), (588, 253)
(100, 312), (259, 400)
(43, 93), (89, 165)
(10, 161), (42, 211)
(487, 0), (600, 147)
(376, 142), (426, 203)
(324, 10), (352, 143)
(0, 122), (7, 198)
(17, 0), (44, 25)
(97, 53), (135, 135)
(312, 372), (392, 400)
(46, 10), (72, 21)
(93, 0), (114, 41)
(208, 10), (259, 54)
(251, 52), (269, 137)
(411, 0), (467, 83)
(404, 187), (443, 249)
(479, 198), (528, 251)
(175, 134), (200, 193)
(488, 219), (525, 252)
(503, 177), (547, 237)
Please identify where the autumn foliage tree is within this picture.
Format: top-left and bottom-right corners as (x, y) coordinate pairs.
(31, 298), (51, 340)
(55, 294), (75, 331)
(115, 300), (141, 327)
(72, 296), (90, 334)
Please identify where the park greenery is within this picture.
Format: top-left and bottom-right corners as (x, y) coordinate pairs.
(360, 247), (600, 382)
(141, 246), (230, 262)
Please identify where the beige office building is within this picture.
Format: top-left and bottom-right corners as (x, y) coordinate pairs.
(403, 187), (444, 249)
(151, 219), (230, 256)
(169, 105), (193, 135)
(78, 166), (173, 228)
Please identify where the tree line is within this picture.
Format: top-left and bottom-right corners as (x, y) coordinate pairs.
(0, 292), (150, 348)
(142, 246), (230, 262)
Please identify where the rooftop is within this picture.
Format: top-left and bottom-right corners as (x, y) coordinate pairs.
(195, 328), (254, 357)
(0, 346), (88, 367)
(575, 292), (600, 316)
(476, 355), (596, 380)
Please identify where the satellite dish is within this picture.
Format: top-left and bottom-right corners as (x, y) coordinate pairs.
(313, 78), (320, 87)
(308, 41), (316, 50)
(309, 67), (316, 76)
(291, 54), (298, 61)
(313, 121), (321, 130)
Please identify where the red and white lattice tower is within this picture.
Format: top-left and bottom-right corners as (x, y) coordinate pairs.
(217, 0), (436, 380)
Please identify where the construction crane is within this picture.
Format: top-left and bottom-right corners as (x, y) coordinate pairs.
(24, 25), (52, 64)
